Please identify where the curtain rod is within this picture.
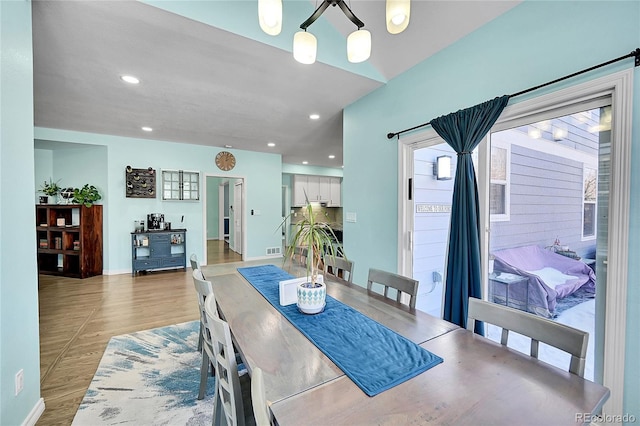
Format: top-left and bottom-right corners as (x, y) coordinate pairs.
(386, 47), (640, 140)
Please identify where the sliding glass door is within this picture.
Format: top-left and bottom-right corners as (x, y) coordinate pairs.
(484, 102), (611, 381)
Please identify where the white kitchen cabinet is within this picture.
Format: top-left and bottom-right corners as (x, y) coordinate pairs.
(293, 175), (342, 207)
(293, 175), (309, 206)
(329, 177), (341, 207)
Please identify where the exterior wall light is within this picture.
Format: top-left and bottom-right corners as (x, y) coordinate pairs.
(434, 155), (452, 180)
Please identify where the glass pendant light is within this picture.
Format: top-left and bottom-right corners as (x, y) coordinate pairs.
(293, 31), (317, 64)
(347, 29), (371, 63)
(386, 0), (410, 34)
(258, 0), (282, 36)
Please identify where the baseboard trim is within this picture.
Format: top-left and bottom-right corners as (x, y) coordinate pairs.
(103, 268), (130, 276)
(244, 254), (284, 261)
(22, 398), (45, 426)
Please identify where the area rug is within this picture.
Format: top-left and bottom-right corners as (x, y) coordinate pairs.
(72, 321), (216, 425)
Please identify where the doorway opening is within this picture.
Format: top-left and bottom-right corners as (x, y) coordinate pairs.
(412, 142), (456, 317)
(399, 69), (632, 413)
(203, 175), (245, 265)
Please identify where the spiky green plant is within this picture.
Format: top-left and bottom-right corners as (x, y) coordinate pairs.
(279, 194), (344, 288)
(39, 178), (61, 196)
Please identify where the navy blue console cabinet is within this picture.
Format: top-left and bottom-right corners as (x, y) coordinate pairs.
(131, 229), (186, 275)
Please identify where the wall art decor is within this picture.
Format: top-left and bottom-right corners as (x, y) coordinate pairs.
(126, 166), (156, 198)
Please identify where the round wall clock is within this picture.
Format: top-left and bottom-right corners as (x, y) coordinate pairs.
(215, 151), (236, 171)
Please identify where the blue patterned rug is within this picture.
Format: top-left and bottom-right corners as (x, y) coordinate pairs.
(72, 321), (216, 425)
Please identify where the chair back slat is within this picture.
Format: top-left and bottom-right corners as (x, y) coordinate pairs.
(367, 268), (419, 309)
(323, 256), (354, 283)
(467, 297), (588, 377)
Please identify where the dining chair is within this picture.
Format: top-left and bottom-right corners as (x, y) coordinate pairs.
(367, 268), (419, 309)
(205, 296), (249, 426)
(466, 297), (589, 377)
(294, 246), (308, 266)
(191, 254), (204, 351)
(192, 269), (218, 400)
(323, 255), (354, 283)
(251, 367), (271, 426)
(190, 253), (200, 272)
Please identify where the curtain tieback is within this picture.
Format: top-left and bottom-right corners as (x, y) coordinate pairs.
(457, 151), (471, 156)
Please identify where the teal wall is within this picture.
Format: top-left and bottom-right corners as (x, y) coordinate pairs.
(0, 1), (42, 424)
(34, 149), (53, 203)
(343, 0), (639, 418)
(35, 128), (283, 272)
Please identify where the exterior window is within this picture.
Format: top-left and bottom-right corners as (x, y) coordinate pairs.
(490, 145), (509, 220)
(162, 170), (200, 201)
(583, 166), (597, 238)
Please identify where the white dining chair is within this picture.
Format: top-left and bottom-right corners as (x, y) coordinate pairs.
(205, 296), (248, 426)
(323, 255), (354, 283)
(251, 367), (271, 426)
(191, 254), (204, 351)
(192, 269), (218, 400)
(466, 297), (589, 377)
(190, 253), (201, 273)
(367, 268), (419, 309)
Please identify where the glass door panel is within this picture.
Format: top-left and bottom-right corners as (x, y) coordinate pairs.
(486, 105), (611, 381)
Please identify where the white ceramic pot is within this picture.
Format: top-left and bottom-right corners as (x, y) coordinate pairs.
(297, 281), (326, 314)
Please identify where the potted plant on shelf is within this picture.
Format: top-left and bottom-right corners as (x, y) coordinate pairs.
(38, 178), (61, 204)
(281, 195), (345, 314)
(72, 184), (102, 207)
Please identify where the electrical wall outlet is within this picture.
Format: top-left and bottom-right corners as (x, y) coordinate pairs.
(15, 369), (24, 395)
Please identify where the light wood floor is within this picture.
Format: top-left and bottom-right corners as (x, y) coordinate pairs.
(37, 259), (273, 426)
(207, 239), (242, 264)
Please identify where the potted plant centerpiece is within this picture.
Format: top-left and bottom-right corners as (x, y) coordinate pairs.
(38, 178), (61, 204)
(282, 196), (344, 314)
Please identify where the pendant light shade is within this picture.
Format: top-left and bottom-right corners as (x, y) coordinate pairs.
(347, 29), (371, 63)
(386, 0), (410, 34)
(293, 31), (317, 64)
(258, 0), (282, 36)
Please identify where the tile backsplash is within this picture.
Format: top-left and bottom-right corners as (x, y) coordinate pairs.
(291, 206), (342, 230)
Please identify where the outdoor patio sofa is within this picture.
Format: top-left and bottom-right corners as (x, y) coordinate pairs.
(492, 245), (596, 318)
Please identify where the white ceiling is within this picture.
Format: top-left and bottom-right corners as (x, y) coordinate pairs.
(32, 0), (520, 168)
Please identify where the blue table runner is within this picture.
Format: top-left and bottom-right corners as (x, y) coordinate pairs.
(237, 265), (443, 396)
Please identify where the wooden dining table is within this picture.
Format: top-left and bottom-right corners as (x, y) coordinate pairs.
(210, 269), (610, 425)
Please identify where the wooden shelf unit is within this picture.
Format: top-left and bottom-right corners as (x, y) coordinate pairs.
(36, 204), (103, 278)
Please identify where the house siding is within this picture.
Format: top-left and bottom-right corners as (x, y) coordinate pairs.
(491, 142), (596, 258)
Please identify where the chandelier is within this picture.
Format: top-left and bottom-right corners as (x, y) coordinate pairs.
(258, 0), (410, 65)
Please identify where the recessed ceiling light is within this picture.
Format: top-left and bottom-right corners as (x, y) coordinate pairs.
(328, 155), (335, 159)
(225, 145), (233, 148)
(141, 126), (153, 132)
(121, 75), (140, 84)
(267, 142), (276, 147)
(309, 114), (320, 120)
(302, 161), (308, 165)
